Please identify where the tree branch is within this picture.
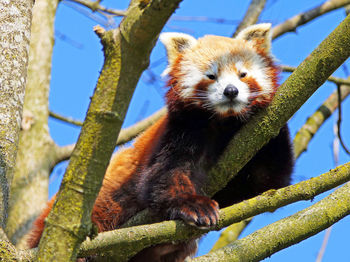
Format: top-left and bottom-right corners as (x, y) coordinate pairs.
(210, 218), (252, 252)
(193, 181), (350, 261)
(272, 0), (350, 39)
(49, 111), (83, 126)
(17, 161), (350, 260)
(232, 0), (267, 37)
(36, 0), (183, 260)
(294, 78), (350, 158)
(281, 65), (350, 86)
(4, 158), (350, 261)
(336, 83), (350, 154)
(66, 0), (126, 16)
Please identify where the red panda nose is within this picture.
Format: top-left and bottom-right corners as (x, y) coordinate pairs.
(223, 85), (239, 99)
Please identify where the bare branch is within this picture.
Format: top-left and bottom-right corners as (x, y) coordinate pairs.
(232, 0), (267, 37)
(316, 226), (333, 262)
(49, 111), (83, 126)
(336, 84), (350, 154)
(66, 0), (126, 16)
(281, 65), (350, 86)
(293, 78), (350, 158)
(272, 0), (350, 39)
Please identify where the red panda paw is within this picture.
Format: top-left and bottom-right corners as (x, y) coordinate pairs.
(168, 195), (219, 229)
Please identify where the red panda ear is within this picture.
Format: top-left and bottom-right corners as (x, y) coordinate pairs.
(236, 23), (272, 53)
(160, 32), (197, 66)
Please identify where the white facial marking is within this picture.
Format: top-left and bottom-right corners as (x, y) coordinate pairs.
(207, 71), (250, 114)
(249, 53), (273, 94)
(177, 60), (202, 98)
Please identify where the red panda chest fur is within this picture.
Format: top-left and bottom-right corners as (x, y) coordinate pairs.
(27, 24), (294, 262)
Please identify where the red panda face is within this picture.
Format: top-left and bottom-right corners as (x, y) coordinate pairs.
(161, 24), (279, 118)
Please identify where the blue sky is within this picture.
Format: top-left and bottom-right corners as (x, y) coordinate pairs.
(47, 0), (350, 260)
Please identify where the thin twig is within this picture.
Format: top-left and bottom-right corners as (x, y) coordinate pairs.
(171, 16), (239, 24)
(272, 0), (350, 39)
(316, 227), (333, 262)
(67, 0), (126, 16)
(293, 79), (350, 158)
(336, 84), (350, 154)
(49, 111), (83, 126)
(281, 65), (350, 86)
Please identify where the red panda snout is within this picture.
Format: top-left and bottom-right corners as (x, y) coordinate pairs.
(223, 84), (239, 99)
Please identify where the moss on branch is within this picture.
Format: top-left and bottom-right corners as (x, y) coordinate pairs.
(75, 161), (350, 259)
(36, 0), (183, 261)
(72, 161), (350, 259)
(193, 181), (350, 261)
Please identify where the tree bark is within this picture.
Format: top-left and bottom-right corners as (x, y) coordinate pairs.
(0, 0), (34, 229)
(5, 0), (59, 248)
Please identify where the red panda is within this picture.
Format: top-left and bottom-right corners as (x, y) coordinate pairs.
(27, 23), (294, 261)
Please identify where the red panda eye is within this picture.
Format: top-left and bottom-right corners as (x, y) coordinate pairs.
(239, 72), (247, 78)
(206, 74), (217, 80)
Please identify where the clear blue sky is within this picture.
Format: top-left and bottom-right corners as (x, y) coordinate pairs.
(47, 0), (350, 261)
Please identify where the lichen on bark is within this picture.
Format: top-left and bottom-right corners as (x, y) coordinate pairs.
(5, 0), (60, 248)
(0, 0), (34, 229)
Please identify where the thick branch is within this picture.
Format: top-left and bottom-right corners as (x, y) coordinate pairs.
(65, 161), (350, 258)
(232, 0), (267, 37)
(193, 181), (350, 261)
(272, 0), (350, 39)
(8, 161), (350, 260)
(36, 0), (183, 261)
